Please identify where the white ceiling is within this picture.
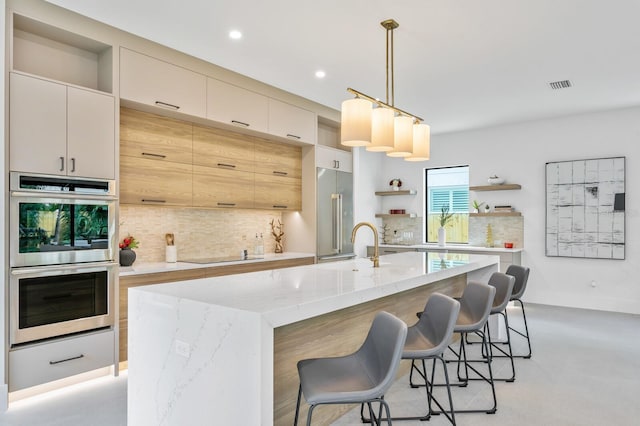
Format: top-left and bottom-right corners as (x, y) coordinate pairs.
(46, 0), (640, 134)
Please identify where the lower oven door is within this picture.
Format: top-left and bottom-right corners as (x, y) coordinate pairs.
(10, 262), (116, 346)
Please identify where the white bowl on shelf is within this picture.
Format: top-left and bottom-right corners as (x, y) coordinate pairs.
(487, 176), (505, 185)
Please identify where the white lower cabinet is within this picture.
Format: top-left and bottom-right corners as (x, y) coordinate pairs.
(9, 329), (114, 392)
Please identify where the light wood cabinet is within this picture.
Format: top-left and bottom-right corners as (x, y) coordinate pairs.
(268, 98), (317, 144)
(316, 145), (352, 172)
(120, 156), (192, 206)
(192, 125), (255, 172)
(207, 78), (269, 132)
(10, 72), (115, 179)
(120, 48), (206, 118)
(254, 140), (302, 178)
(254, 173), (302, 210)
(120, 107), (193, 164)
(193, 165), (255, 209)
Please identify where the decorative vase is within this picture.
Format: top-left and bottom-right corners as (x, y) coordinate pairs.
(392, 184), (400, 191)
(484, 206), (491, 214)
(473, 208), (479, 214)
(437, 227), (446, 247)
(119, 248), (136, 266)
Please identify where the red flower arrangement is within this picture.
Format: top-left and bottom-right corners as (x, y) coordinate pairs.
(119, 235), (139, 250)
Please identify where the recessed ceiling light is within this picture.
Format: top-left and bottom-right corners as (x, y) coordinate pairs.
(229, 30), (242, 40)
(315, 70), (326, 79)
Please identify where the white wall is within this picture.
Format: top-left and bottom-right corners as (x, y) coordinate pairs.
(367, 106), (640, 314)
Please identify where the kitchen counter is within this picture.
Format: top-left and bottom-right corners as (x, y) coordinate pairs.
(119, 252), (315, 276)
(380, 243), (524, 253)
(127, 251), (499, 425)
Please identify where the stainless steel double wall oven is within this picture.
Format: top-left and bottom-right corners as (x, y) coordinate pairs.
(9, 172), (117, 346)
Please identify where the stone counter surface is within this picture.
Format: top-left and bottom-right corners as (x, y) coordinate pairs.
(127, 252), (499, 425)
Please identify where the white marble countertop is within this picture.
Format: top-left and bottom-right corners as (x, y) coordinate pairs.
(119, 252), (315, 277)
(132, 251), (499, 328)
(379, 243), (524, 253)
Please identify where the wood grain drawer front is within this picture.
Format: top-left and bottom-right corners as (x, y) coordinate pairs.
(254, 140), (302, 179)
(120, 156), (193, 206)
(120, 107), (193, 164)
(193, 165), (254, 209)
(254, 173), (301, 210)
(192, 125), (255, 172)
(9, 330), (114, 392)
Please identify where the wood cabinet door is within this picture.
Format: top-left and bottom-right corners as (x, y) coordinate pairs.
(192, 125), (255, 172)
(120, 108), (193, 164)
(268, 98), (317, 144)
(120, 156), (192, 206)
(120, 48), (206, 118)
(254, 173), (301, 210)
(206, 78), (268, 132)
(192, 165), (254, 209)
(67, 87), (115, 179)
(254, 140), (302, 178)
(9, 72), (67, 175)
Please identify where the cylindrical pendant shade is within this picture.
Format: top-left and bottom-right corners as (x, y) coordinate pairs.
(341, 98), (372, 147)
(366, 107), (394, 152)
(406, 123), (430, 161)
(387, 115), (413, 157)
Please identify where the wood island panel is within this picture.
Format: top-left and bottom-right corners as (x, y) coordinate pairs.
(273, 274), (466, 426)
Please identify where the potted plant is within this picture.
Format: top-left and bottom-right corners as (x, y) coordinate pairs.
(437, 205), (454, 247)
(472, 200), (484, 214)
(119, 235), (139, 266)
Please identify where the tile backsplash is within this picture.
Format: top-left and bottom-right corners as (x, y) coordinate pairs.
(119, 206), (283, 263)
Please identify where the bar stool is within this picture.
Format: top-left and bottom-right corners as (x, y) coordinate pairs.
(505, 265), (533, 358)
(484, 272), (516, 382)
(441, 281), (497, 415)
(395, 293), (461, 424)
(294, 311), (407, 426)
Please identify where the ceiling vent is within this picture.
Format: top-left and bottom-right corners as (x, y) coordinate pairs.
(549, 80), (572, 90)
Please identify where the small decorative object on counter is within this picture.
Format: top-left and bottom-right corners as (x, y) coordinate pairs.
(486, 224), (494, 248)
(484, 204), (491, 213)
(389, 178), (402, 191)
(254, 233), (265, 255)
(165, 233), (177, 263)
(437, 205), (454, 247)
(472, 200), (484, 214)
(504, 242), (514, 249)
(119, 235), (139, 266)
(487, 175), (505, 185)
(270, 219), (285, 253)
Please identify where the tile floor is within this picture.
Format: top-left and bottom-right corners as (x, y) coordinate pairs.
(1, 303), (638, 426)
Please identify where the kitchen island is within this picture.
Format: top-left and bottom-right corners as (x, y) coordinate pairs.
(127, 251), (499, 425)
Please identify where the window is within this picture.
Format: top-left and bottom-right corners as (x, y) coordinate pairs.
(425, 166), (469, 243)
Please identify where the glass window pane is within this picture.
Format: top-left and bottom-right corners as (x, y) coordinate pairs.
(424, 166), (469, 243)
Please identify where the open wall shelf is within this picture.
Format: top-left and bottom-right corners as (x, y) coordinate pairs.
(375, 190), (417, 196)
(469, 184), (521, 191)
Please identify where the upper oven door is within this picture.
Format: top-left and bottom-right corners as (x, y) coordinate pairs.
(10, 192), (116, 267)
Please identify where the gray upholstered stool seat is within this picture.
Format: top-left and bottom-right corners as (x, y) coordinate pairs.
(294, 311), (408, 426)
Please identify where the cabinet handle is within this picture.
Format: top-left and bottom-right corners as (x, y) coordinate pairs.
(231, 120), (250, 127)
(154, 101), (180, 110)
(273, 205), (288, 209)
(336, 160), (340, 169)
(141, 199), (166, 203)
(49, 354), (84, 365)
(217, 163), (236, 169)
(142, 152), (167, 159)
(59, 156), (65, 172)
(286, 133), (301, 140)
(273, 171), (288, 176)
(384, 250), (398, 254)
(71, 158), (76, 172)
(217, 202), (236, 207)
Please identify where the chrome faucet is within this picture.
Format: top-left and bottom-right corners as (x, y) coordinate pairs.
(351, 222), (380, 267)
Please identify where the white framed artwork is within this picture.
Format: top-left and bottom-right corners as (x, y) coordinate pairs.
(545, 157), (625, 259)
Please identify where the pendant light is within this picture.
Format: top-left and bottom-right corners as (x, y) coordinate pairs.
(341, 19), (430, 161)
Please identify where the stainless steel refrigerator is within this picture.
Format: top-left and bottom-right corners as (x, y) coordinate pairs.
(317, 167), (354, 262)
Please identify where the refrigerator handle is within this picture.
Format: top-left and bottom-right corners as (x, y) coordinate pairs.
(331, 194), (342, 253)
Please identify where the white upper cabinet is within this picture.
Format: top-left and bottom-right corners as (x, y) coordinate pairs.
(207, 78), (269, 132)
(120, 48), (206, 118)
(9, 72), (115, 179)
(316, 145), (352, 173)
(268, 99), (317, 145)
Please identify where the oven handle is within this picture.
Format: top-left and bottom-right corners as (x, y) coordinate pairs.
(10, 191), (118, 202)
(11, 262), (118, 276)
